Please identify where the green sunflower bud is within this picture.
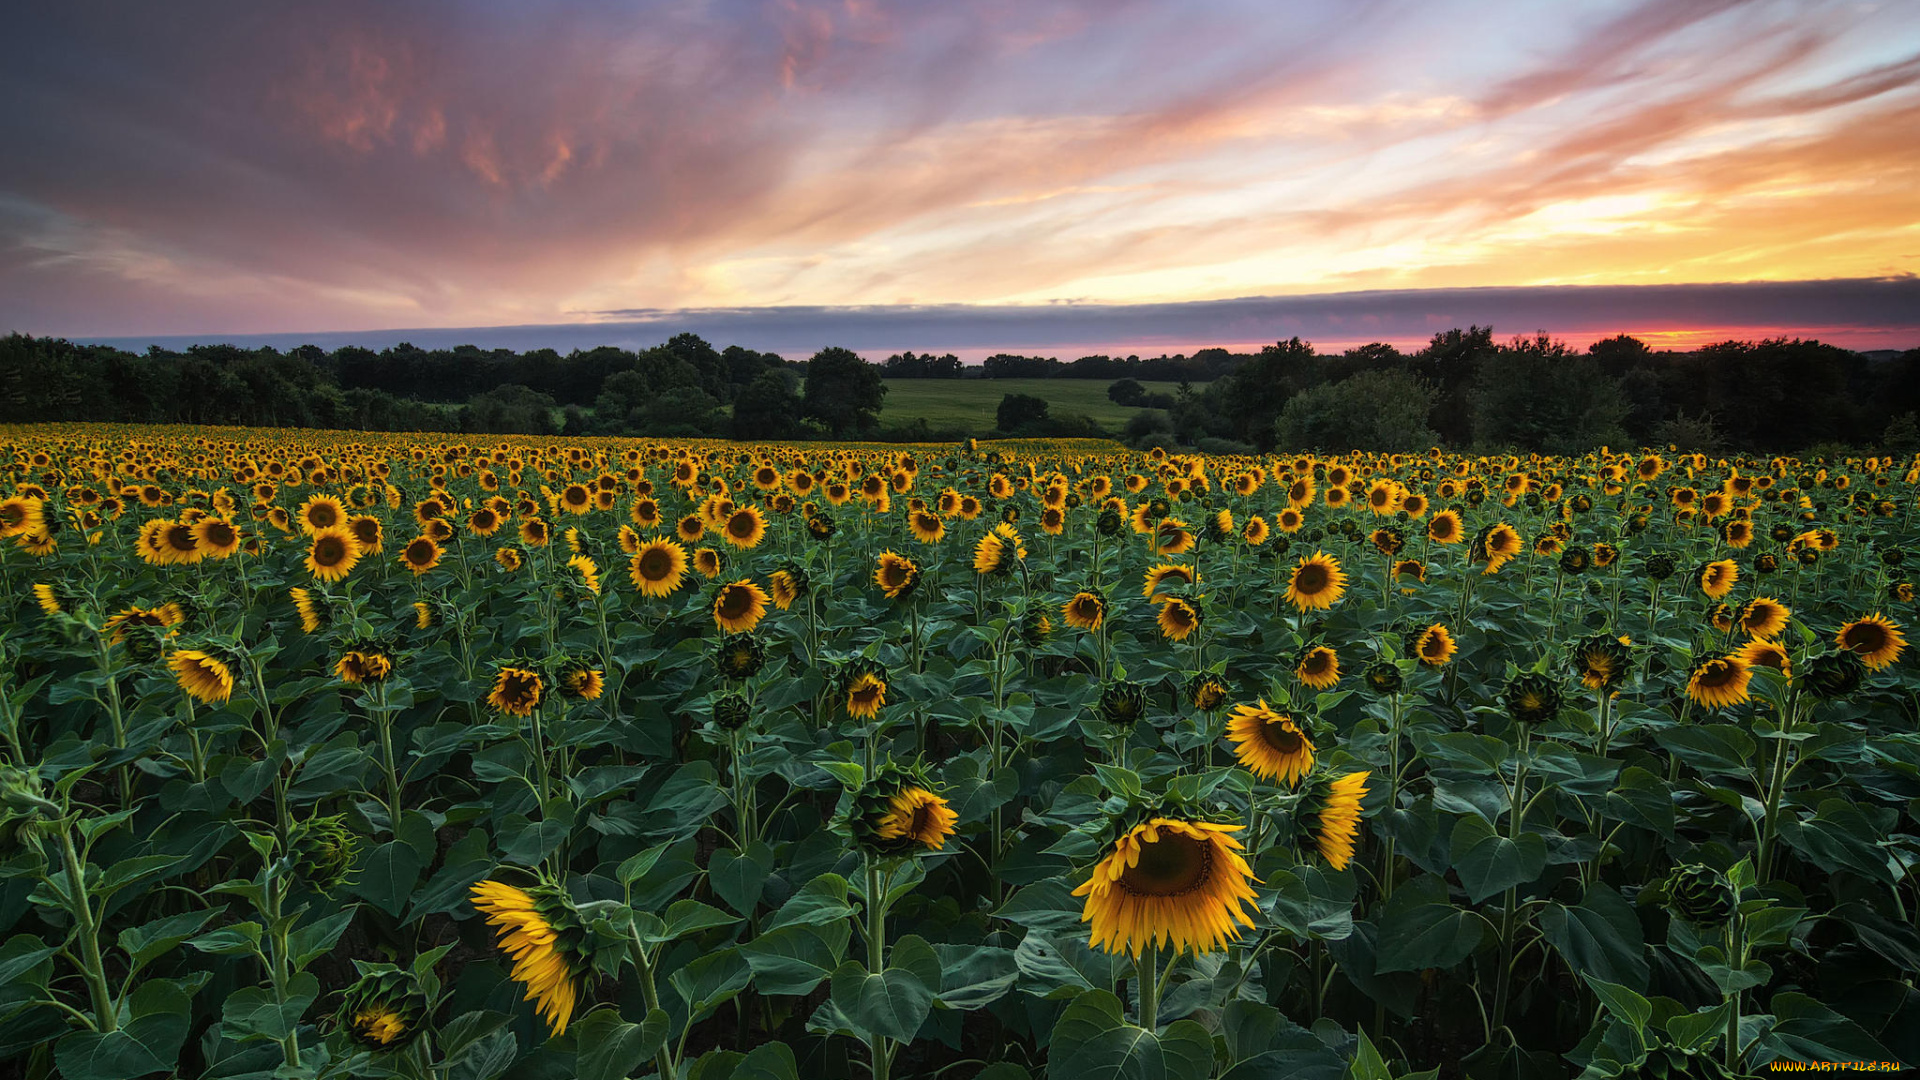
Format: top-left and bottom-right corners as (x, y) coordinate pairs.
(713, 692), (752, 731)
(1664, 863), (1735, 925)
(337, 966), (429, 1051)
(1098, 681), (1148, 729)
(1503, 673), (1562, 725)
(713, 634), (766, 681)
(288, 815), (361, 896)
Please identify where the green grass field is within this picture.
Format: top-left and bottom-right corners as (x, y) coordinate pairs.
(879, 378), (1198, 430)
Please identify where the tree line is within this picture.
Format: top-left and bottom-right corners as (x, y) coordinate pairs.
(3, 329), (1917, 453)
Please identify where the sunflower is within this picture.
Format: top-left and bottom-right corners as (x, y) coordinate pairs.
(400, 536), (441, 575)
(629, 539), (687, 597)
(872, 787), (957, 851)
(468, 507), (503, 537)
(488, 667), (545, 717)
(693, 548), (723, 578)
(1063, 590), (1107, 631)
(0, 496), (45, 538)
(306, 528), (361, 582)
(158, 520), (202, 565)
(720, 506), (766, 549)
(350, 515), (385, 554)
(1736, 597), (1790, 640)
(1141, 563), (1197, 599)
(1154, 517), (1194, 555)
(1225, 700), (1315, 785)
(845, 671), (888, 718)
(1242, 516), (1270, 546)
(1473, 523), (1522, 574)
(336, 650), (394, 685)
(1156, 596), (1201, 641)
(298, 494), (347, 535)
(31, 582), (63, 616)
(496, 546), (524, 571)
(560, 665), (604, 700)
(973, 525), (1025, 576)
(1307, 771), (1372, 870)
(715, 634), (766, 680)
(1414, 624), (1457, 667)
(1686, 654), (1752, 709)
(1570, 634), (1632, 690)
(769, 568), (805, 610)
(909, 509), (946, 544)
(192, 517), (242, 559)
(469, 880), (588, 1037)
(874, 551), (921, 600)
(712, 580), (769, 634)
(1295, 645), (1340, 690)
(567, 555), (601, 596)
(675, 514), (705, 544)
(1836, 613), (1905, 670)
(1284, 551), (1347, 612)
(1276, 507), (1305, 533)
(1738, 638), (1791, 677)
(1698, 559), (1739, 600)
(170, 650), (235, 705)
(1071, 818), (1259, 958)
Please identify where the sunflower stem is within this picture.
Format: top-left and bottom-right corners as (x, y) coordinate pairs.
(623, 932), (678, 1080)
(865, 860), (892, 1080)
(55, 821), (118, 1034)
(1756, 688), (1801, 882)
(1136, 942), (1159, 1031)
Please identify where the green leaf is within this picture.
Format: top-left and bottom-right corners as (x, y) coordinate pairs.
(1583, 975), (1652, 1032)
(829, 961), (934, 1042)
(650, 899), (739, 943)
(1663, 1000), (1736, 1052)
(1375, 874), (1482, 973)
(0, 935), (59, 986)
(709, 842), (773, 916)
(1350, 1029), (1392, 1080)
(117, 910), (217, 968)
(731, 1040), (801, 1080)
(289, 906), (357, 970)
(55, 979), (193, 1080)
(1046, 989), (1214, 1080)
(741, 923), (851, 996)
(765, 873), (853, 930)
(932, 944), (1018, 1010)
(93, 855), (184, 903)
(1654, 724), (1756, 777)
(1013, 929), (1127, 996)
(188, 922), (263, 957)
(670, 948), (752, 1022)
(436, 1010), (512, 1064)
(616, 842), (671, 887)
(1448, 814), (1547, 903)
(1751, 992), (1896, 1067)
(573, 1007), (669, 1080)
(221, 972), (319, 1041)
(350, 840), (424, 917)
(1537, 883), (1647, 991)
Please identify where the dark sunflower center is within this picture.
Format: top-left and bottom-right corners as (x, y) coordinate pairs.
(309, 508), (338, 528)
(1302, 652), (1331, 675)
(909, 803), (936, 838)
(729, 515), (755, 538)
(315, 537), (346, 564)
(1260, 720), (1303, 754)
(639, 550), (672, 579)
(166, 525), (197, 551)
(1295, 564), (1328, 592)
(407, 541), (434, 565)
(1844, 624), (1888, 652)
(205, 522), (236, 545)
(1422, 635), (1447, 658)
(718, 589), (753, 619)
(1118, 832), (1212, 897)
(1697, 662), (1735, 688)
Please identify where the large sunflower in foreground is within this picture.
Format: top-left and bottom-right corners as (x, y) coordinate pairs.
(1284, 551), (1346, 612)
(469, 880), (589, 1037)
(1072, 818), (1259, 958)
(1225, 700), (1315, 786)
(713, 580), (769, 634)
(1837, 613), (1905, 670)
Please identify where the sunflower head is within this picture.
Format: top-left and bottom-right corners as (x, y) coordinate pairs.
(1063, 589), (1107, 631)
(337, 966), (430, 1051)
(1185, 672), (1229, 713)
(1836, 613), (1905, 671)
(1557, 547), (1591, 575)
(806, 512), (837, 541)
(1801, 648), (1866, 700)
(1071, 816), (1259, 958)
(559, 663), (605, 701)
(1502, 672), (1562, 725)
(1364, 661), (1404, 695)
(1294, 644), (1341, 690)
(1096, 508), (1124, 537)
(847, 762), (956, 857)
(1662, 863), (1736, 926)
(469, 880), (592, 1037)
(769, 566), (810, 610)
(1643, 553), (1676, 581)
(335, 649), (395, 685)
(1285, 551), (1347, 611)
(874, 551), (922, 601)
(1155, 596), (1202, 641)
(712, 692), (752, 731)
(842, 661), (890, 720)
(170, 649), (238, 705)
(711, 580), (769, 634)
(487, 666), (545, 717)
(1569, 634), (1632, 691)
(1412, 625), (1457, 668)
(714, 634), (766, 681)
(1296, 770), (1372, 870)
(1097, 681), (1148, 729)
(288, 815), (361, 895)
(1685, 654), (1752, 710)
(1019, 608), (1053, 648)
(1225, 700), (1315, 786)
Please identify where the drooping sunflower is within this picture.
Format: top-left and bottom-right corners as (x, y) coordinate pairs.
(1225, 700), (1315, 786)
(621, 538), (684, 598)
(1072, 818), (1259, 958)
(874, 551), (921, 601)
(31, 582), (63, 616)
(871, 787), (957, 852)
(972, 524), (1026, 576)
(488, 667), (545, 717)
(1141, 563), (1197, 599)
(712, 580), (769, 634)
(336, 650), (394, 685)
(1295, 645), (1341, 690)
(170, 650), (235, 705)
(1686, 654), (1752, 709)
(496, 546), (524, 571)
(400, 536), (441, 575)
(1156, 596), (1201, 641)
(469, 880), (589, 1037)
(1836, 613), (1905, 670)
(768, 567), (806, 610)
(1063, 590), (1107, 631)
(560, 664), (604, 701)
(1306, 770), (1372, 870)
(845, 670), (889, 718)
(1414, 624), (1457, 667)
(1284, 551), (1347, 612)
(306, 528), (361, 583)
(1698, 559), (1739, 600)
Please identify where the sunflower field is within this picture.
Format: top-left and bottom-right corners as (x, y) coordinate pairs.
(2, 425), (1918, 1080)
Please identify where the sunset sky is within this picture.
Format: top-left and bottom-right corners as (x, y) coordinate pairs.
(4, 0), (1918, 356)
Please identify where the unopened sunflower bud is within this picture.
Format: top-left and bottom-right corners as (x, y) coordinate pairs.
(288, 816), (361, 895)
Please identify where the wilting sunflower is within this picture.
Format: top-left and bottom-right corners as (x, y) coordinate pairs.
(1698, 559), (1739, 600)
(769, 567), (806, 610)
(1686, 654), (1753, 709)
(400, 536), (441, 575)
(1072, 818), (1259, 958)
(1414, 624), (1457, 667)
(413, 600), (441, 630)
(871, 787), (957, 851)
(1063, 590), (1107, 631)
(306, 528), (361, 582)
(1736, 597), (1790, 640)
(1738, 638), (1791, 677)
(874, 551), (921, 600)
(1284, 551), (1347, 612)
(1225, 700), (1315, 785)
(170, 650), (235, 705)
(1295, 645), (1341, 690)
(336, 650), (394, 685)
(288, 588), (327, 634)
(628, 539), (687, 597)
(488, 667), (545, 717)
(1156, 596), (1201, 641)
(1836, 613), (1905, 670)
(31, 582), (63, 616)
(496, 546), (524, 571)
(469, 880), (588, 1037)
(712, 580), (769, 634)
(1306, 771), (1372, 870)
(845, 670), (889, 718)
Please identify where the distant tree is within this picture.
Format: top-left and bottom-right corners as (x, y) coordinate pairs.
(1342, 342), (1403, 369)
(1587, 334), (1653, 377)
(634, 386), (725, 438)
(1654, 412), (1723, 453)
(732, 371), (802, 440)
(1108, 379), (1147, 407)
(996, 393), (1050, 432)
(1274, 369), (1438, 451)
(1470, 334), (1630, 453)
(1884, 413), (1920, 455)
(1211, 336), (1315, 449)
(803, 347), (887, 436)
(464, 384), (557, 434)
(1409, 325), (1497, 445)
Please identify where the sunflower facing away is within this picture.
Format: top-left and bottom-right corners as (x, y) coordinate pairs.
(1686, 654), (1753, 709)
(713, 580), (769, 634)
(1141, 563), (1197, 599)
(1285, 552), (1347, 612)
(1072, 818), (1259, 958)
(469, 880), (589, 1037)
(1295, 645), (1341, 690)
(872, 787), (958, 851)
(1738, 638), (1791, 677)
(1225, 700), (1315, 786)
(973, 524), (1026, 576)
(1836, 613), (1905, 670)
(1307, 771), (1372, 870)
(171, 650), (235, 705)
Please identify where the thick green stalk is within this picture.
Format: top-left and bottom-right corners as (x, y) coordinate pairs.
(1136, 942), (1159, 1031)
(56, 825), (117, 1033)
(866, 862), (892, 1080)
